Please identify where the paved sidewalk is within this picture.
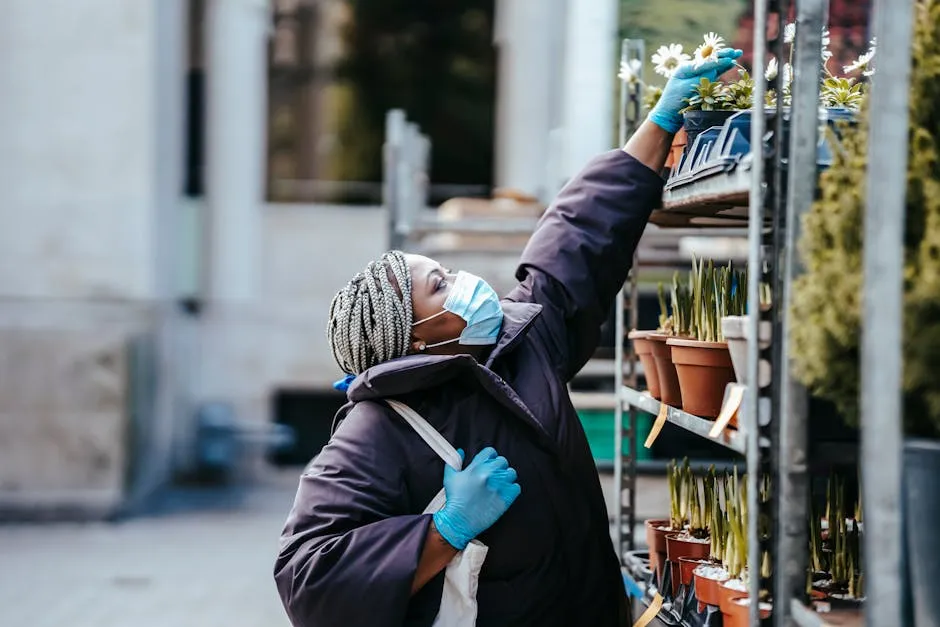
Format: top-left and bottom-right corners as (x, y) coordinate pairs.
(0, 470), (668, 627)
(0, 473), (301, 627)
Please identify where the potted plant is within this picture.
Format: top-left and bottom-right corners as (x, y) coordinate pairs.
(627, 326), (662, 400)
(643, 274), (690, 408)
(717, 468), (757, 619)
(807, 473), (865, 605)
(721, 279), (772, 386)
(790, 2), (939, 622)
(693, 466), (730, 607)
(666, 462), (711, 595)
(647, 458), (688, 589)
(668, 257), (745, 418)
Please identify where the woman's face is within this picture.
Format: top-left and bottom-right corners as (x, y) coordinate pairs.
(405, 254), (470, 356)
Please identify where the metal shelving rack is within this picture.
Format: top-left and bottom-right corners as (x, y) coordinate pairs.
(614, 0), (914, 624)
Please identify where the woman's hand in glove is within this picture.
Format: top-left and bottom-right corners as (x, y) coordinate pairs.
(648, 48), (744, 134)
(431, 447), (521, 551)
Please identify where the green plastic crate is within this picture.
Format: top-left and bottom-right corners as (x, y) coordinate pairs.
(577, 409), (654, 463)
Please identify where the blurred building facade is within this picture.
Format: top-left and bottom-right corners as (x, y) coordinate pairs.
(0, 0), (620, 518)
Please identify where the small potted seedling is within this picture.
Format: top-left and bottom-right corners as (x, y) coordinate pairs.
(639, 277), (689, 407)
(668, 463), (711, 594)
(668, 257), (742, 418)
(627, 282), (669, 401)
(694, 466), (731, 607)
(647, 459), (687, 588)
(719, 469), (750, 617)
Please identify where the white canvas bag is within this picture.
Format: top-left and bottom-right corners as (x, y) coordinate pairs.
(386, 399), (489, 627)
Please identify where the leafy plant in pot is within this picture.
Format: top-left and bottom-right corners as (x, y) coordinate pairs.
(666, 462), (711, 595)
(647, 459), (689, 589)
(641, 275), (691, 408)
(718, 469), (752, 618)
(668, 257), (746, 418)
(789, 2), (940, 622)
(693, 466), (730, 607)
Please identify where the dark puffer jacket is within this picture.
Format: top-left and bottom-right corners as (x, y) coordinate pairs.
(274, 149), (663, 626)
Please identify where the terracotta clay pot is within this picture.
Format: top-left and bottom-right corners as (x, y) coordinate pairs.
(628, 330), (662, 399)
(694, 567), (729, 607)
(647, 334), (682, 408)
(669, 127), (688, 171)
(724, 598), (772, 627)
(678, 557), (707, 588)
(666, 534), (710, 596)
(718, 580), (749, 616)
(645, 519), (672, 586)
(667, 338), (735, 419)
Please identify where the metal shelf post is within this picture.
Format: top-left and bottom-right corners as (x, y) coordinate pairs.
(861, 0), (915, 624)
(614, 37), (644, 560)
(775, 0), (828, 623)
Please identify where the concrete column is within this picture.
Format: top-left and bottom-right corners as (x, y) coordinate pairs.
(205, 0), (270, 302)
(493, 0), (566, 202)
(561, 0), (618, 179)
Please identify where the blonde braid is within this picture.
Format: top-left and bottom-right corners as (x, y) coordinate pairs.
(328, 250), (414, 375)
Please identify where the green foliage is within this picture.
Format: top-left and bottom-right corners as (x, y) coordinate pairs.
(644, 85), (664, 111)
(723, 70), (755, 110)
(820, 77), (865, 111)
(683, 77), (733, 112)
(790, 0), (940, 438)
(687, 256), (747, 342)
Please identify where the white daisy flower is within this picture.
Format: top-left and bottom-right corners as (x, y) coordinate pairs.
(618, 58), (643, 84)
(845, 47), (877, 76)
(783, 23), (796, 44)
(694, 32), (726, 67)
(821, 28), (833, 61)
(843, 49), (874, 73)
(765, 58), (779, 81)
(651, 44), (692, 78)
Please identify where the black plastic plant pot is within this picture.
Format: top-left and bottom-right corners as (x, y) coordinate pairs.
(682, 110), (738, 153)
(904, 439), (940, 626)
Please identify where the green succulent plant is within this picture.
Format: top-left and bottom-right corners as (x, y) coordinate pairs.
(722, 70), (755, 110)
(790, 0), (940, 438)
(820, 77), (866, 111)
(682, 77), (731, 112)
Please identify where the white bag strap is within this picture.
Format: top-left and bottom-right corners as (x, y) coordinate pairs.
(386, 399), (462, 470)
(385, 399), (461, 515)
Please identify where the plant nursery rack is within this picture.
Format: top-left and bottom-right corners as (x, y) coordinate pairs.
(613, 0), (913, 624)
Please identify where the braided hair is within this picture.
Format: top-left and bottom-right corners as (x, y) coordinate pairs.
(327, 250), (414, 375)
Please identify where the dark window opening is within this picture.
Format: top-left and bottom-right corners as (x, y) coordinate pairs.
(269, 389), (347, 466)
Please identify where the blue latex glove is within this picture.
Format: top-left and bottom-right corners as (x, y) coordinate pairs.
(623, 571), (644, 599)
(649, 48), (744, 133)
(432, 447), (521, 551)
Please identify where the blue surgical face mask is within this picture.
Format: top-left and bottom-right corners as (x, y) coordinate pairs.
(412, 271), (504, 349)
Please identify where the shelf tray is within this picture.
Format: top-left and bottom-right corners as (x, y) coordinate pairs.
(652, 163), (751, 228)
(621, 386), (748, 455)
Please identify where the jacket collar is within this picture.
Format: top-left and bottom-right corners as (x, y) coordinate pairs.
(341, 300), (556, 453)
(346, 300), (542, 401)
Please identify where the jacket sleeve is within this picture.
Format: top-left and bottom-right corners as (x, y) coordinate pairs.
(274, 402), (431, 627)
(508, 149), (664, 379)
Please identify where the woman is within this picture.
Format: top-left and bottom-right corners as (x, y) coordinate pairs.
(274, 49), (741, 627)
